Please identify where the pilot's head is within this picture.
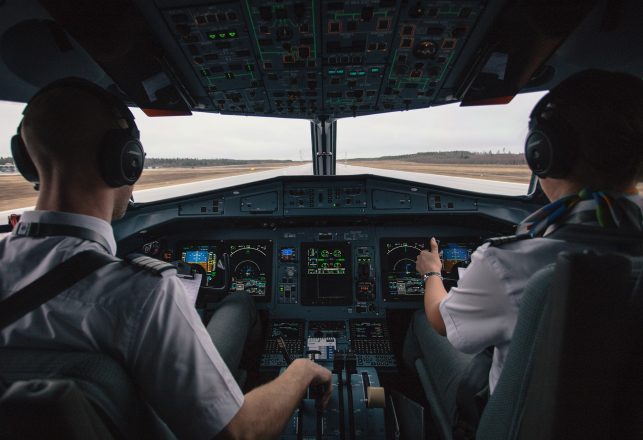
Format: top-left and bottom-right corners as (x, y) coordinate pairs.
(525, 69), (643, 201)
(16, 77), (145, 220)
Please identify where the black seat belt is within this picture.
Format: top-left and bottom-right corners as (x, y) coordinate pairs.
(0, 250), (117, 331)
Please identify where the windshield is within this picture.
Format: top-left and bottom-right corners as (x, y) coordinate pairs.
(336, 91), (546, 196)
(1, 92), (545, 215)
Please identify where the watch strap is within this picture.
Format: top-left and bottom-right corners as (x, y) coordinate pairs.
(423, 271), (443, 282)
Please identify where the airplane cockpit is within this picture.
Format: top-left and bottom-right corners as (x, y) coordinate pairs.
(1, 0), (642, 439)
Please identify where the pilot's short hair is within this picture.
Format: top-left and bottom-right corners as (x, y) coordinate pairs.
(546, 69), (643, 189)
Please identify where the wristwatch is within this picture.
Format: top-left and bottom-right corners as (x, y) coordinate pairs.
(422, 271), (443, 283)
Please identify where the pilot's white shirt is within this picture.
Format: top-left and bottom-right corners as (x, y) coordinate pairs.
(440, 237), (589, 393)
(0, 210), (244, 439)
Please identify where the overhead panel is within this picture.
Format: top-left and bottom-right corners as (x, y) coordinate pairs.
(247, 1), (322, 117)
(321, 0), (395, 117)
(163, 3), (269, 115)
(160, 0), (485, 119)
(387, 1), (481, 110)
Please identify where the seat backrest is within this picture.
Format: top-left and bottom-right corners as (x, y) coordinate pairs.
(1, 378), (116, 439)
(475, 263), (556, 439)
(477, 251), (643, 440)
(0, 349), (176, 440)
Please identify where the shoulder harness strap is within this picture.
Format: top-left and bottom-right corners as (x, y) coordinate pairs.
(0, 250), (118, 331)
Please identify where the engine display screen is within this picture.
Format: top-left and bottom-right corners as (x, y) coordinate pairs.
(181, 244), (221, 286)
(228, 241), (272, 300)
(301, 242), (352, 305)
(381, 237), (479, 300)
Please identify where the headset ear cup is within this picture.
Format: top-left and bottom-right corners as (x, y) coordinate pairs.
(525, 119), (577, 179)
(100, 130), (145, 187)
(11, 132), (39, 183)
(525, 129), (554, 177)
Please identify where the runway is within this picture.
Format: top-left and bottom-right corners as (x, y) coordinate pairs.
(0, 164), (528, 221)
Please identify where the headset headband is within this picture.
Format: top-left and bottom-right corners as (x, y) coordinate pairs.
(22, 77), (139, 138)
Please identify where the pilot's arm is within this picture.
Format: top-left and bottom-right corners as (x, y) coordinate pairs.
(217, 358), (331, 440)
(127, 274), (331, 439)
(438, 242), (516, 354)
(416, 237), (448, 335)
(416, 238), (515, 352)
(127, 274), (246, 438)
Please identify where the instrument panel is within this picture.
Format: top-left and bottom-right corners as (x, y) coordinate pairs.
(137, 229), (484, 312)
(119, 174), (532, 322)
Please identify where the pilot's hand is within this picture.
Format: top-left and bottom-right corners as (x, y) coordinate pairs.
(416, 237), (442, 274)
(301, 359), (333, 409)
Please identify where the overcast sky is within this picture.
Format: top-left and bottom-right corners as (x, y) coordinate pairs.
(0, 91), (546, 161)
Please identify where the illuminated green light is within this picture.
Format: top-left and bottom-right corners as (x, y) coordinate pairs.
(358, 71), (366, 76)
(370, 67), (381, 73)
(328, 70), (336, 75)
(337, 69), (345, 74)
(349, 71), (357, 76)
(219, 33), (226, 38)
(208, 33), (217, 40)
(228, 31), (237, 37)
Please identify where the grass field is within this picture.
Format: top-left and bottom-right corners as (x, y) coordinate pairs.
(348, 161), (533, 183)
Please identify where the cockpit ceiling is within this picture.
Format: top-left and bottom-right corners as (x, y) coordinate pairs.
(161, 0), (485, 119)
(3, 0), (642, 119)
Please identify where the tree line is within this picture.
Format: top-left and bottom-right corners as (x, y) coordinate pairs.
(348, 150), (527, 165)
(0, 157), (293, 168)
(142, 158), (294, 168)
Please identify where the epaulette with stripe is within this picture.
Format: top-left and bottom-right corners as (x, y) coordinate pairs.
(125, 254), (177, 276)
(485, 233), (531, 247)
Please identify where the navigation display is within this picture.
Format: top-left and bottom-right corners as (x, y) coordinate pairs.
(380, 237), (479, 300)
(380, 238), (428, 300)
(301, 242), (352, 305)
(181, 243), (221, 286)
(228, 240), (272, 300)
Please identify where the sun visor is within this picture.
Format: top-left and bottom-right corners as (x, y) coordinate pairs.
(1, 19), (106, 89)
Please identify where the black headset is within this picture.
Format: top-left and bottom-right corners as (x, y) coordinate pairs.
(524, 93), (578, 179)
(11, 77), (145, 188)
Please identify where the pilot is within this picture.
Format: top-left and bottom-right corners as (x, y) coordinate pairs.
(0, 77), (331, 439)
(404, 69), (643, 431)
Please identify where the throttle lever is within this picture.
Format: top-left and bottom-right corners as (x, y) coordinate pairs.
(305, 350), (330, 404)
(276, 336), (293, 365)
